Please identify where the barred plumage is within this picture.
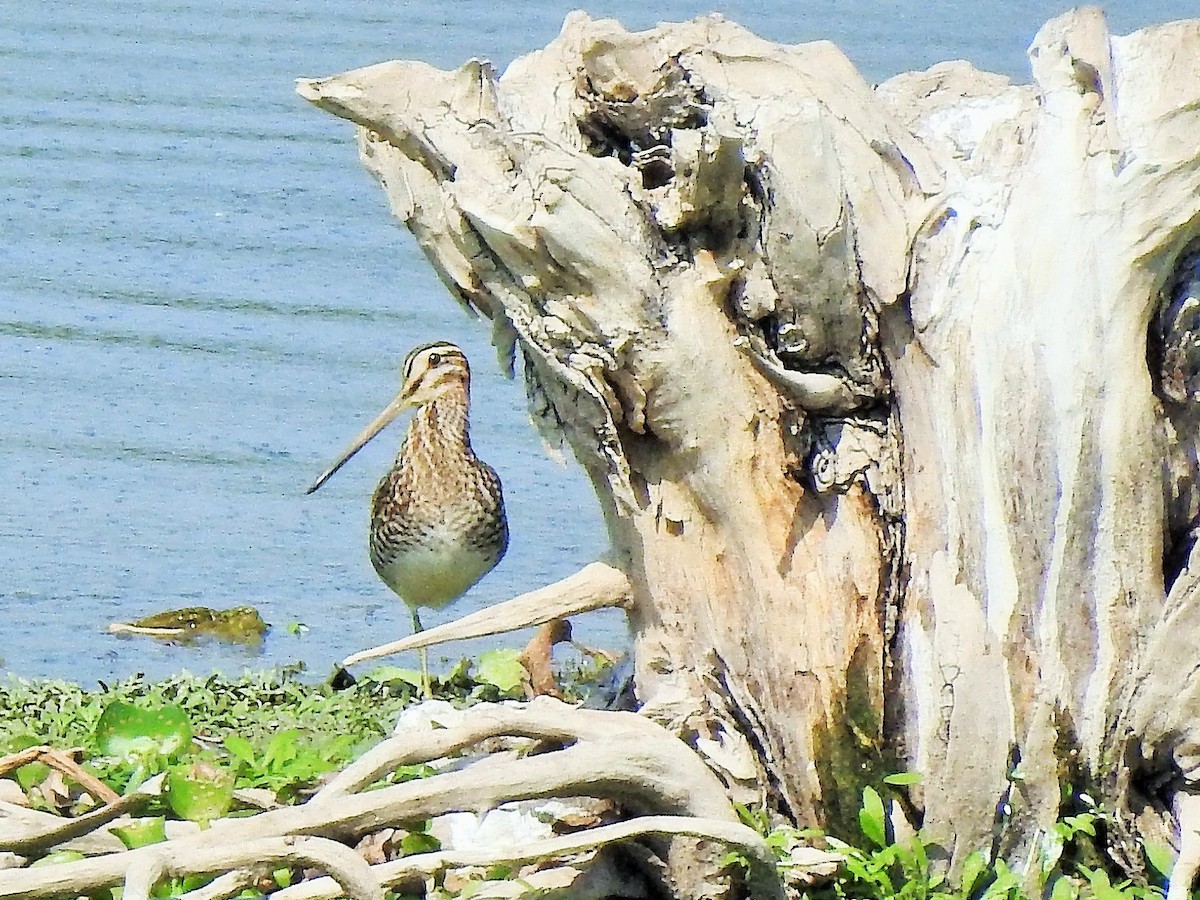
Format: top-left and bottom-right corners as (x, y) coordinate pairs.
(307, 341), (508, 694)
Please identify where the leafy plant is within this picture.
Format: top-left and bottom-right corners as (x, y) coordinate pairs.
(165, 759), (235, 826)
(92, 701), (194, 792)
(223, 728), (354, 799)
(473, 649), (528, 697)
(734, 775), (1176, 900)
(2, 734), (51, 792)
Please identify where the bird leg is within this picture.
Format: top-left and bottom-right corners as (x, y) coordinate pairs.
(411, 608), (431, 699)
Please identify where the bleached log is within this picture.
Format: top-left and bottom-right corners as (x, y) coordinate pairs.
(200, 715), (736, 846)
(340, 560), (630, 667)
(298, 2), (1200, 883)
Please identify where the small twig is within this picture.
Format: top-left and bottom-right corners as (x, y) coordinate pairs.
(0, 747), (119, 804)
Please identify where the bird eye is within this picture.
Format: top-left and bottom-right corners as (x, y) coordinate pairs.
(428, 352), (442, 366)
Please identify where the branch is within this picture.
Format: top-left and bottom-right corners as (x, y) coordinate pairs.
(0, 774), (165, 856)
(0, 836), (382, 900)
(0, 747), (119, 805)
(314, 697), (711, 801)
(270, 815), (788, 900)
(340, 561), (631, 668)
(123, 836), (380, 900)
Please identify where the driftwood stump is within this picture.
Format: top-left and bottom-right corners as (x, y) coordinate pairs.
(295, 5), (1200, 891)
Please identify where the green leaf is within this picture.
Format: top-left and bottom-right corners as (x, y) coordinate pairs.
(1084, 866), (1125, 900)
(264, 729), (301, 769)
(859, 785), (887, 848)
(223, 733), (256, 765)
(95, 702), (192, 761)
(474, 649), (528, 695)
(399, 830), (441, 855)
(111, 817), (168, 849)
(983, 859), (1019, 899)
(959, 848), (987, 897)
(734, 802), (770, 834)
(1145, 840), (1174, 879)
(883, 772), (923, 786)
(166, 761), (235, 827)
(1048, 875), (1080, 900)
(1063, 813), (1097, 837)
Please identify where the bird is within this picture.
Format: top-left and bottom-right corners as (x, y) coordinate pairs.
(306, 340), (508, 696)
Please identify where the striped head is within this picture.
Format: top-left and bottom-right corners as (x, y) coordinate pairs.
(398, 341), (471, 407)
(305, 340), (472, 495)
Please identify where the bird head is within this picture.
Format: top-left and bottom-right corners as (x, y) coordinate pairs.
(305, 341), (470, 495)
(397, 341), (470, 407)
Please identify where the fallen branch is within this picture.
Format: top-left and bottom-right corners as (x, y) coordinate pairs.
(314, 697), (717, 801)
(0, 774), (165, 857)
(340, 561), (632, 668)
(270, 815), (789, 900)
(0, 746), (119, 805)
(0, 835), (381, 900)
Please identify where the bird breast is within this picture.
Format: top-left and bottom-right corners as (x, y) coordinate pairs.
(372, 527), (502, 609)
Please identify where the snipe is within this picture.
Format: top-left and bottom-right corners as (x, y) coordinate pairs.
(307, 341), (509, 695)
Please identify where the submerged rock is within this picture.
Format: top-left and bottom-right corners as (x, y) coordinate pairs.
(108, 605), (267, 647)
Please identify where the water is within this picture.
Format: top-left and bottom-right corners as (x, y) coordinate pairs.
(1, 0), (1193, 685)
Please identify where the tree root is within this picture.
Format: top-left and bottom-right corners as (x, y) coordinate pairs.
(0, 698), (790, 900)
(268, 816), (782, 900)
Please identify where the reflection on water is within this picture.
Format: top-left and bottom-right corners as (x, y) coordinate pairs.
(1, 0), (1193, 683)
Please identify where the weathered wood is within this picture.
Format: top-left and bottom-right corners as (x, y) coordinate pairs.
(296, 4), (1200, 888)
(339, 560), (630, 666)
(0, 699), (781, 900)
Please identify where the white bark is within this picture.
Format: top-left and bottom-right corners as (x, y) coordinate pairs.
(295, 4), (1200, 885)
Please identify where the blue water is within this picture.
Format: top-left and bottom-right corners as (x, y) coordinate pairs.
(1, 0), (1193, 684)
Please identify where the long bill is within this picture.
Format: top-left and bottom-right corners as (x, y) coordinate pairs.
(305, 393), (408, 494)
